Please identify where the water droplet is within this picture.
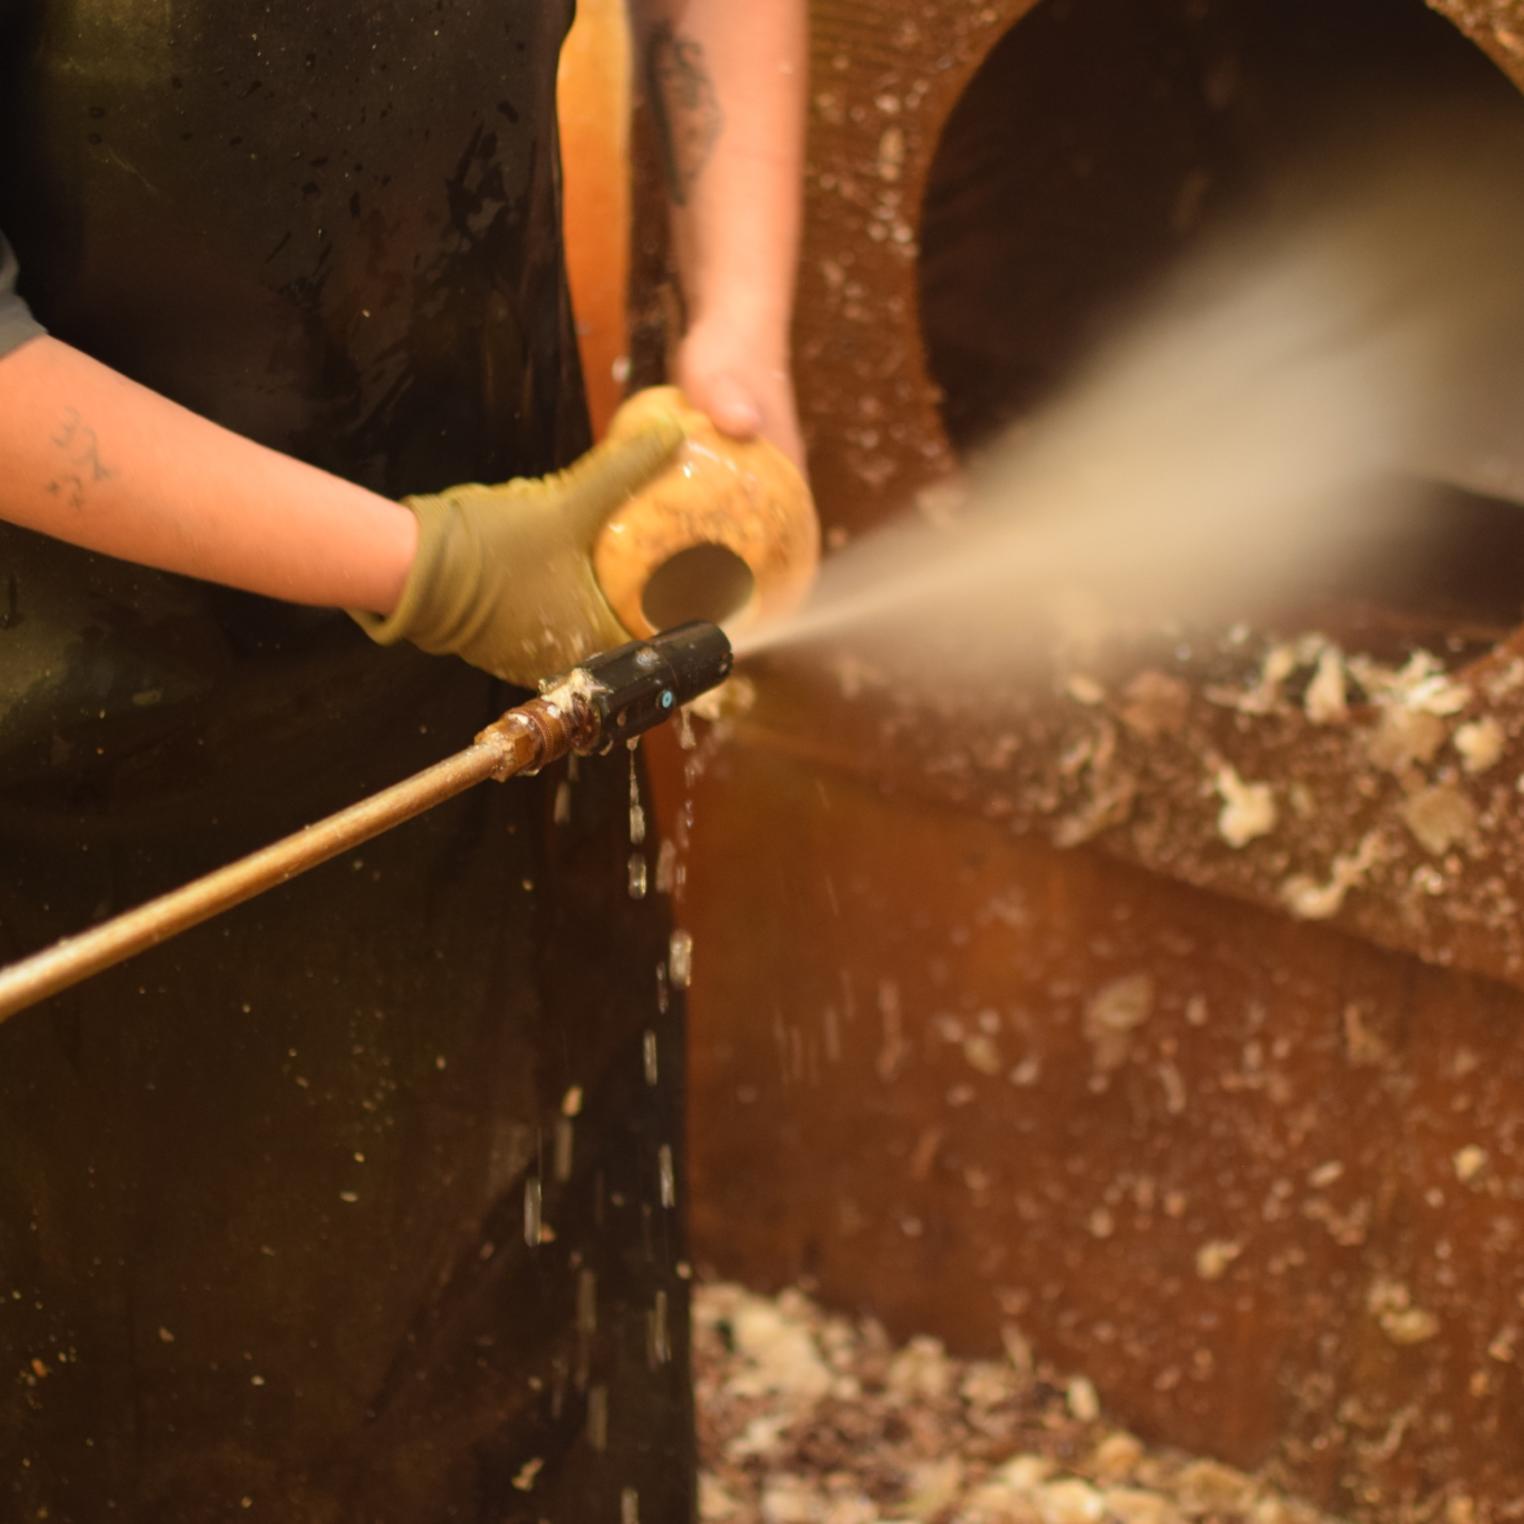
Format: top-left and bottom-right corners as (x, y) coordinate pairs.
(587, 1383), (609, 1451)
(628, 752), (646, 844)
(668, 930), (693, 989)
(577, 1268), (598, 1334)
(523, 1178), (542, 1247)
(655, 839), (678, 894)
(553, 1118), (574, 1183)
(647, 1288), (671, 1366)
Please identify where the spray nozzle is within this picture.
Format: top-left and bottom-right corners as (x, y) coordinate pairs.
(573, 621), (734, 750)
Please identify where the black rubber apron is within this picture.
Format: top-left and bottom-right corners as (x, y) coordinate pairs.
(0, 4), (692, 1519)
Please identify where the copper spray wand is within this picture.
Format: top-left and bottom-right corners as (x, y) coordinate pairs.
(0, 622), (732, 1024)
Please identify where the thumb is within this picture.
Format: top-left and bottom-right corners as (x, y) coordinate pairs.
(556, 412), (686, 543)
(692, 373), (763, 438)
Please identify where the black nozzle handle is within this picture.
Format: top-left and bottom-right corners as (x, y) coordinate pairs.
(575, 621), (733, 751)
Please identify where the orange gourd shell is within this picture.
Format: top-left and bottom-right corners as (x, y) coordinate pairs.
(594, 387), (820, 639)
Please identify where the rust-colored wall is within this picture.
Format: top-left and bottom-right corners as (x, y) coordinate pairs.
(648, 2), (1524, 1522)
(676, 719), (1524, 1521)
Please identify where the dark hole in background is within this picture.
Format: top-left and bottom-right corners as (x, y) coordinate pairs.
(642, 543), (757, 632)
(916, 0), (1524, 646)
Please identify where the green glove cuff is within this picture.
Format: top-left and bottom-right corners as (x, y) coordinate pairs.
(349, 494), (473, 656)
(352, 493), (463, 649)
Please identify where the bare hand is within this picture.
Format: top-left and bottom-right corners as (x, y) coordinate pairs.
(675, 319), (805, 476)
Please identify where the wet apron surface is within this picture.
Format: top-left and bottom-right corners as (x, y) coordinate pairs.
(0, 3), (691, 1519)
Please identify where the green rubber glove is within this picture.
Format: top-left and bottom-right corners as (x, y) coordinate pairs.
(353, 412), (684, 687)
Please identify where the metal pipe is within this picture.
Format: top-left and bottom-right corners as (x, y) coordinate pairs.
(0, 621), (732, 1025)
(0, 739), (509, 1023)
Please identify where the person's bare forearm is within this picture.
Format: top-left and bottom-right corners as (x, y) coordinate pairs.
(0, 337), (417, 613)
(630, 0), (807, 461)
(636, 0), (804, 337)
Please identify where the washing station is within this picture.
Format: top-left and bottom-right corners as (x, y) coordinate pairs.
(625, 1), (1524, 1520)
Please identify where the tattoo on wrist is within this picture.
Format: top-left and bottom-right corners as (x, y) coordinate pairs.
(646, 20), (723, 208)
(44, 406), (113, 510)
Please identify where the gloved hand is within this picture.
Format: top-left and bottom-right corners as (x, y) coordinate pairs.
(353, 405), (685, 686)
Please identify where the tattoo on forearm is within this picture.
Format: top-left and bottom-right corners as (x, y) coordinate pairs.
(646, 20), (723, 208)
(44, 406), (113, 510)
